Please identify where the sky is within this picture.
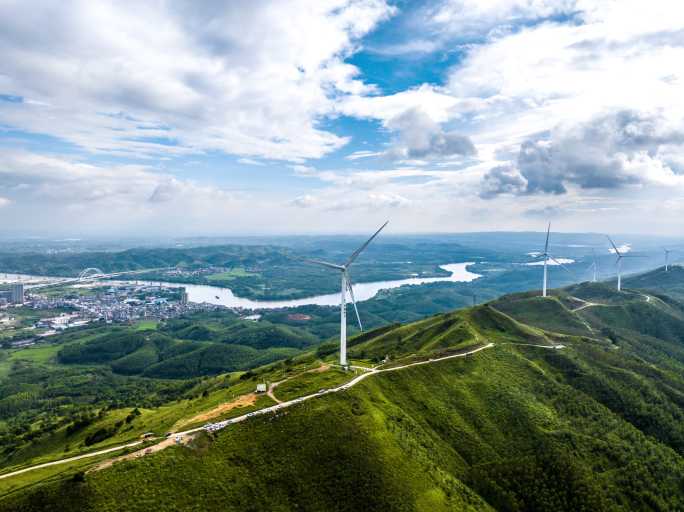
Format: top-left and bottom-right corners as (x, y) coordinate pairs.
(1, 0), (684, 237)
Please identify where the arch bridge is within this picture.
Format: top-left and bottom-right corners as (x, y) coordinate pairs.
(77, 268), (105, 281)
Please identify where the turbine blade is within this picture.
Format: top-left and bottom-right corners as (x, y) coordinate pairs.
(345, 220), (389, 268)
(548, 255), (576, 277)
(304, 259), (345, 271)
(544, 222), (551, 254)
(344, 272), (363, 331)
(606, 235), (621, 257)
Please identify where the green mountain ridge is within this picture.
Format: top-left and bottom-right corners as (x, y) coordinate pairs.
(3, 268), (684, 511)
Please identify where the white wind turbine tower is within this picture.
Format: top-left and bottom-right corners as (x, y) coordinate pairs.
(664, 248), (674, 271)
(538, 223), (573, 297)
(589, 249), (599, 282)
(306, 221), (389, 368)
(606, 236), (627, 291)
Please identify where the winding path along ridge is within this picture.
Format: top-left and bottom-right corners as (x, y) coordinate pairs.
(0, 341), (564, 481)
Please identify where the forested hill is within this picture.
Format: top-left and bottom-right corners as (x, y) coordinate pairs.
(0, 245), (292, 277)
(4, 270), (684, 511)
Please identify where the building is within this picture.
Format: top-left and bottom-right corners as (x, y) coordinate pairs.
(10, 283), (24, 304)
(255, 383), (267, 393)
(180, 288), (189, 305)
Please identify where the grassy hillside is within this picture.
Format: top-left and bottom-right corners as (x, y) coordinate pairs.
(3, 339), (684, 511)
(3, 272), (684, 510)
(623, 265), (684, 301)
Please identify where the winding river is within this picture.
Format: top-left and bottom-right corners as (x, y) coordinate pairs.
(3, 263), (481, 310)
(146, 262), (480, 309)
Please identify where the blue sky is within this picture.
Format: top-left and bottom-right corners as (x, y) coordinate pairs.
(1, 0), (684, 236)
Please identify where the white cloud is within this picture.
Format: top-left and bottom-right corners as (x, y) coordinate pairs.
(0, 0), (395, 161)
(444, 0), (684, 144)
(237, 158), (266, 166)
(0, 151), (251, 235)
(384, 108), (476, 160)
(429, 0), (578, 37)
(338, 84), (459, 124)
(345, 150), (384, 160)
(291, 164), (318, 176)
(609, 244), (631, 254)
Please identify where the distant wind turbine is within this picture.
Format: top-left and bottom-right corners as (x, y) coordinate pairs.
(589, 249), (599, 282)
(605, 236), (647, 291)
(606, 236), (625, 291)
(306, 221), (389, 368)
(664, 248), (674, 271)
(538, 223), (574, 297)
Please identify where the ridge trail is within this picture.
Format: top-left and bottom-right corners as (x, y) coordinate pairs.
(0, 341), (564, 481)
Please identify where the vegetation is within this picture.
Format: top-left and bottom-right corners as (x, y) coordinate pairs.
(2, 266), (684, 510)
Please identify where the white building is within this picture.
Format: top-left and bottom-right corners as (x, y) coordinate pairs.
(10, 283), (24, 304)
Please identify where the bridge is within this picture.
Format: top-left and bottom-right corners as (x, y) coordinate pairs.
(18, 267), (173, 290)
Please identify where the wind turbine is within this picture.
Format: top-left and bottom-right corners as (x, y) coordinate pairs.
(589, 249), (599, 282)
(306, 221), (389, 368)
(664, 248), (674, 271)
(606, 236), (629, 291)
(537, 223), (574, 297)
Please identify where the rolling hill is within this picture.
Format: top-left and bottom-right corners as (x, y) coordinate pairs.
(55, 315), (317, 379)
(2, 268), (684, 510)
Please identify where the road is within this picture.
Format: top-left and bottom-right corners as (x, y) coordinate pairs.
(0, 440), (143, 480)
(196, 342), (508, 434)
(0, 341), (564, 480)
(570, 296), (605, 312)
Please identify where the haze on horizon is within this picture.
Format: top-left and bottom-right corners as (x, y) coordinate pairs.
(1, 0), (684, 237)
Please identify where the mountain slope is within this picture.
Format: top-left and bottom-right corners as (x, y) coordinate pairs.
(3, 342), (683, 512)
(3, 275), (684, 511)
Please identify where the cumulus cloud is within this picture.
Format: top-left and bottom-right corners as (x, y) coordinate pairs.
(385, 108), (476, 161)
(480, 110), (684, 198)
(0, 151), (246, 236)
(480, 165), (526, 198)
(0, 0), (395, 161)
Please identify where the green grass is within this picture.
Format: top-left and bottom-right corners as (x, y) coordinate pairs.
(4, 340), (684, 511)
(273, 367), (353, 402)
(0, 344), (62, 378)
(134, 321), (158, 331)
(206, 267), (256, 282)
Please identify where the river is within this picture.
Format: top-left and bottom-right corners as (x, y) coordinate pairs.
(133, 262), (481, 309)
(3, 263), (481, 310)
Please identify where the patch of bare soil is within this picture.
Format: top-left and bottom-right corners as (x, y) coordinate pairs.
(175, 393), (258, 429)
(91, 434), (196, 472)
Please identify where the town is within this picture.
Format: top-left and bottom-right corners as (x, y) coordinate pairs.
(0, 280), (226, 348)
